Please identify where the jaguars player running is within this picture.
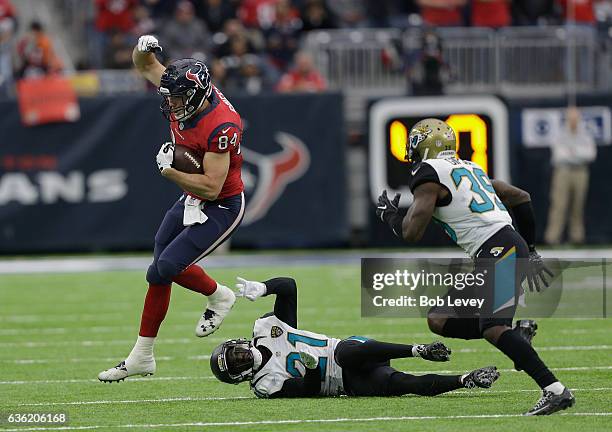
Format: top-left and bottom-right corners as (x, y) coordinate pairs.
(210, 277), (499, 398)
(376, 119), (574, 415)
(99, 35), (243, 382)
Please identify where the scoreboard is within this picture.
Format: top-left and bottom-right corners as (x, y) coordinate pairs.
(369, 96), (509, 206)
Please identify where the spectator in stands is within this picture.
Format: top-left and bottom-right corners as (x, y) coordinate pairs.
(16, 21), (62, 79)
(0, 17), (14, 97)
(92, 0), (136, 68)
(512, 0), (556, 25)
(556, 0), (597, 25)
(544, 106), (597, 245)
(213, 18), (261, 58)
(131, 4), (157, 36)
(408, 28), (447, 95)
(417, 0), (467, 27)
(161, 0), (211, 60)
(301, 0), (338, 31)
(105, 30), (134, 69)
(276, 50), (326, 92)
(471, 0), (511, 28)
(141, 0), (179, 19)
(239, 0), (278, 29)
(224, 53), (278, 94)
(325, 0), (367, 27)
(0, 0), (16, 28)
(264, 0), (303, 70)
(193, 0), (238, 33)
(95, 0), (136, 33)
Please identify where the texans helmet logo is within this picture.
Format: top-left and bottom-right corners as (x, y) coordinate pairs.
(241, 132), (310, 225)
(185, 63), (207, 90)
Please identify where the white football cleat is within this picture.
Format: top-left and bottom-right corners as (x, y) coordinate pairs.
(97, 357), (156, 383)
(196, 284), (236, 337)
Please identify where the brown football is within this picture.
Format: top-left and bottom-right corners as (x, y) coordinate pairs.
(173, 145), (203, 174)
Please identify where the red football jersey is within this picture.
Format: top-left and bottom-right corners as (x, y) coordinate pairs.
(169, 85), (244, 200)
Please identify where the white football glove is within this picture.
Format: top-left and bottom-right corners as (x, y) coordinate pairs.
(137, 35), (162, 53)
(235, 277), (266, 301)
(156, 142), (174, 173)
(299, 351), (318, 369)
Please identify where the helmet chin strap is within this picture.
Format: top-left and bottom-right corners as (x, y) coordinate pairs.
(251, 347), (263, 370)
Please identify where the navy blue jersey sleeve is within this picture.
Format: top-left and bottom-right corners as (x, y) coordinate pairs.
(262, 277), (298, 328)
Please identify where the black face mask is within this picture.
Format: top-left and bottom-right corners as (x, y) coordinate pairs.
(226, 345), (254, 376)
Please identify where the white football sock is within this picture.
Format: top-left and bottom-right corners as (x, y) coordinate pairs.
(126, 336), (155, 362)
(544, 381), (565, 395)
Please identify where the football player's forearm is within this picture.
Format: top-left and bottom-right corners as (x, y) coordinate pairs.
(402, 211), (428, 242)
(491, 179), (531, 208)
(511, 201), (537, 251)
(272, 368), (321, 398)
(132, 48), (164, 85)
(162, 169), (223, 200)
(262, 278), (298, 328)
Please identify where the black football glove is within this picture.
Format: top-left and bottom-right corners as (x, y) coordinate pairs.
(414, 341), (451, 362)
(376, 190), (403, 236)
(525, 250), (554, 293)
(376, 190), (400, 222)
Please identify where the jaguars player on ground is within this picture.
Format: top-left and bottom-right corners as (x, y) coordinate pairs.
(210, 277), (499, 398)
(376, 118), (574, 415)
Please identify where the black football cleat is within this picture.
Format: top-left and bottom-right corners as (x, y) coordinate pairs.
(462, 366), (500, 389)
(513, 319), (538, 371)
(524, 387), (575, 416)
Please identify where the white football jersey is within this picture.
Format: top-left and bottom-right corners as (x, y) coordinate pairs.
(250, 315), (344, 398)
(412, 157), (513, 257)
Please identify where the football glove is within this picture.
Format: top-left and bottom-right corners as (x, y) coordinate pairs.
(298, 351), (318, 369)
(413, 341), (451, 362)
(137, 35), (162, 53)
(376, 190), (400, 222)
(525, 250), (554, 293)
(235, 277), (266, 302)
(156, 142), (174, 173)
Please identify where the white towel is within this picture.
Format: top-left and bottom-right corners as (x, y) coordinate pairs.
(183, 196), (208, 226)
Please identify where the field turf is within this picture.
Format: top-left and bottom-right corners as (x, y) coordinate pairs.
(0, 261), (611, 431)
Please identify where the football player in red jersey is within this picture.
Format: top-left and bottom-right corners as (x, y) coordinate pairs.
(99, 35), (244, 382)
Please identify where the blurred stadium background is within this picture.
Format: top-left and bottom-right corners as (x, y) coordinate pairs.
(1, 0), (612, 255)
(1, 2), (612, 430)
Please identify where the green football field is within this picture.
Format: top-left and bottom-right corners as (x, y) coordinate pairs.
(1, 261), (611, 431)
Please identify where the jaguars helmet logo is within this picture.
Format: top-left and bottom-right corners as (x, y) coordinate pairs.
(270, 326), (284, 338)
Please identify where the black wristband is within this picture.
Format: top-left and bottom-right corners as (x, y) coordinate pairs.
(383, 210), (405, 238)
(512, 201), (536, 251)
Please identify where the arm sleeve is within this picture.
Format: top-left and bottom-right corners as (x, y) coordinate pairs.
(269, 367), (321, 398)
(510, 201), (536, 252)
(207, 122), (241, 153)
(262, 277), (298, 328)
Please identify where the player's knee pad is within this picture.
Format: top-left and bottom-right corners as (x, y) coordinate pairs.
(146, 263), (172, 285)
(156, 259), (181, 282)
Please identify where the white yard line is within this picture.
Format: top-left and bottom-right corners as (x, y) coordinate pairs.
(14, 387), (612, 407)
(18, 396), (250, 406)
(0, 376), (216, 385)
(403, 365), (612, 374)
(1, 412), (611, 432)
(1, 355), (209, 364)
(1, 365), (610, 386)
